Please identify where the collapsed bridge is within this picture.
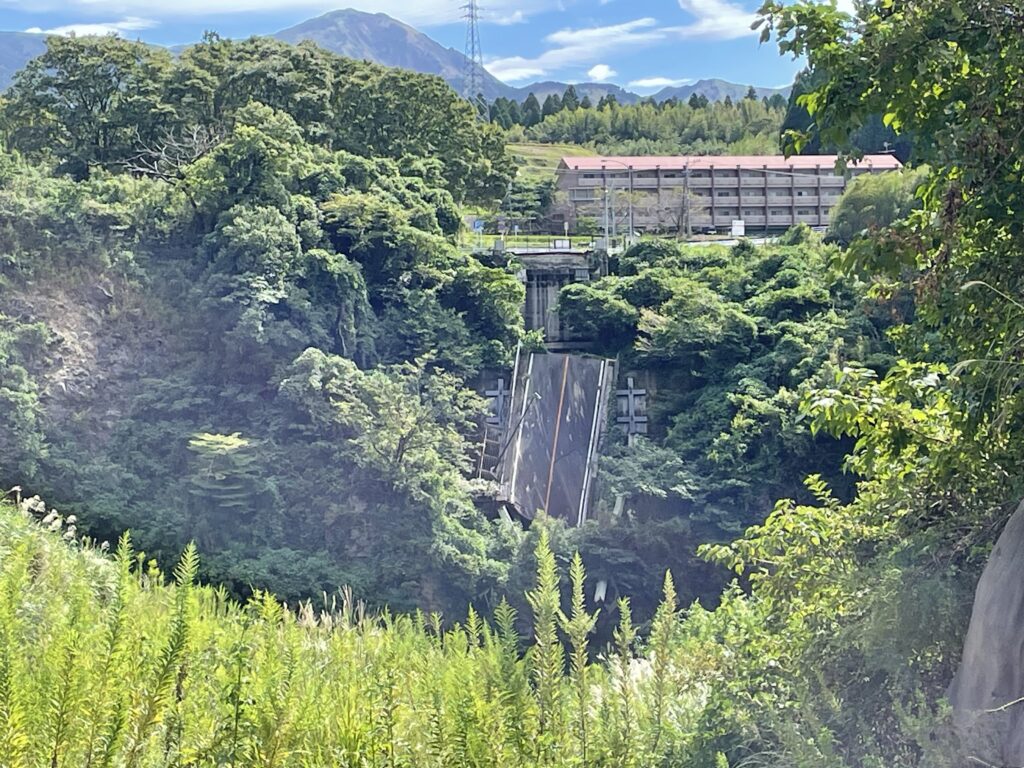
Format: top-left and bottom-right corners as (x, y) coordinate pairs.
(473, 243), (647, 525)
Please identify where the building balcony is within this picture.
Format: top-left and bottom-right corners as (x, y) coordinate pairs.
(655, 176), (693, 187)
(739, 195), (767, 206)
(766, 195), (793, 205)
(740, 177), (768, 187)
(631, 177), (659, 188)
(792, 195), (820, 205)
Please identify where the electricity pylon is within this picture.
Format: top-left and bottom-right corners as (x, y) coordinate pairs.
(462, 0), (487, 117)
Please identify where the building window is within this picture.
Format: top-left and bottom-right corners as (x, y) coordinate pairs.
(797, 208), (813, 215)
(716, 190), (732, 197)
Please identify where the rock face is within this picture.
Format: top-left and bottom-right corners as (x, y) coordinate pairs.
(949, 500), (1024, 765)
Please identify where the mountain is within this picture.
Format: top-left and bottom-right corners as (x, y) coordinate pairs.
(274, 9), (515, 100)
(653, 78), (790, 103)
(0, 32), (46, 90)
(508, 81), (641, 105)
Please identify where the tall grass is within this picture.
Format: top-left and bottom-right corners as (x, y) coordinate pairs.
(0, 499), (714, 767)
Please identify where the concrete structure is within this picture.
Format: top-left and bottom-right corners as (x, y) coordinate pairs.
(495, 351), (616, 525)
(482, 246), (599, 349)
(555, 154), (902, 235)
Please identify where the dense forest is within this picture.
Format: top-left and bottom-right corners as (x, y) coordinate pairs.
(0, 33), (893, 621)
(481, 73), (905, 161)
(490, 87), (788, 156)
(3, 0), (1024, 762)
(0, 34), (524, 613)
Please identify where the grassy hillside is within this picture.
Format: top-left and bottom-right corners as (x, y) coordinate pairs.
(509, 141), (592, 183)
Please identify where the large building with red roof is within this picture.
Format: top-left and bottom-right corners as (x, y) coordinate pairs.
(555, 154), (902, 235)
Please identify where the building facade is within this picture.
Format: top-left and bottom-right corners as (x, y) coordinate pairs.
(555, 154), (902, 235)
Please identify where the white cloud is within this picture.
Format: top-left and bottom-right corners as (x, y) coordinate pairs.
(5, 0), (549, 28)
(25, 17), (157, 36)
(491, 10), (526, 25)
(587, 63), (616, 82)
(628, 76), (694, 90)
(669, 0), (757, 40)
(486, 63), (547, 82)
(486, 17), (662, 82)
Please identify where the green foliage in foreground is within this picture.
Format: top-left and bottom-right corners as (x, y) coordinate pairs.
(0, 469), (965, 768)
(0, 499), (711, 768)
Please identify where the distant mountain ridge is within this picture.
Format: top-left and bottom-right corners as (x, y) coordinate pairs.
(652, 79), (788, 103)
(0, 10), (791, 103)
(0, 32), (47, 90)
(275, 10), (513, 100)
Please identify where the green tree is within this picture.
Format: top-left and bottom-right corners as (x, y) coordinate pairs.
(828, 167), (927, 247)
(780, 67), (912, 161)
(561, 85), (580, 111)
(521, 93), (542, 127)
(4, 35), (172, 178)
(541, 93), (562, 118)
(0, 316), (48, 480)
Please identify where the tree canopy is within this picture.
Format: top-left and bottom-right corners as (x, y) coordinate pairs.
(4, 34), (513, 204)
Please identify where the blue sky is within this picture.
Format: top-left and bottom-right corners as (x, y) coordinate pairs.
(0, 1), (815, 93)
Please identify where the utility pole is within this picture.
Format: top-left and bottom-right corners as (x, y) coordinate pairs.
(627, 165), (634, 242)
(683, 164), (691, 239)
(602, 166), (609, 248)
(610, 182), (617, 243)
(462, 1), (486, 117)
